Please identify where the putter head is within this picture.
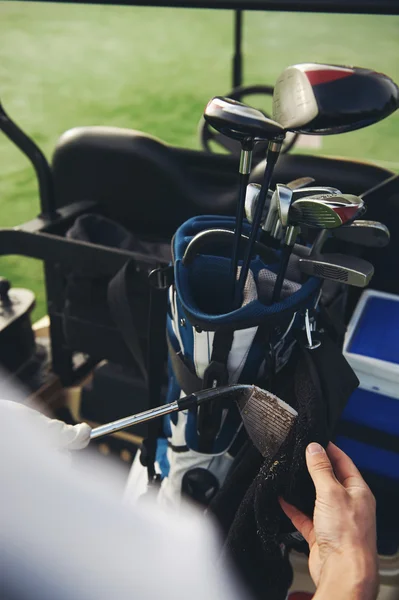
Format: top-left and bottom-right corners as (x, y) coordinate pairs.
(335, 220), (390, 248)
(204, 97), (285, 143)
(273, 63), (399, 134)
(299, 253), (374, 287)
(289, 193), (364, 229)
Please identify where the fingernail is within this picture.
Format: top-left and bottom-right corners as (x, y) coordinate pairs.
(307, 443), (324, 455)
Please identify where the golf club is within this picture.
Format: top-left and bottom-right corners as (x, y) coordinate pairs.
(234, 124), (286, 308)
(264, 186), (341, 240)
(245, 178), (315, 233)
(271, 193), (364, 303)
(298, 253), (374, 287)
(311, 219), (390, 254)
(90, 383), (297, 458)
(204, 97), (284, 305)
(90, 385), (248, 439)
(288, 193), (364, 229)
(272, 63), (399, 134)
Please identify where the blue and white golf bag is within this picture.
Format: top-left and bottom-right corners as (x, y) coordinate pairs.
(126, 214), (322, 508)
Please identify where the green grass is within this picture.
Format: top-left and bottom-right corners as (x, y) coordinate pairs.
(1, 2), (398, 319)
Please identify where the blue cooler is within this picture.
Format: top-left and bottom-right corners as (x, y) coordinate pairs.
(338, 290), (399, 556)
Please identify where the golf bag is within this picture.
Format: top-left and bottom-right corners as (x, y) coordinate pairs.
(127, 214), (326, 507)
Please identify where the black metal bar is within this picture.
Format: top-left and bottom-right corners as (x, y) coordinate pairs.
(0, 102), (58, 221)
(18, 0), (399, 15)
(43, 263), (75, 384)
(0, 229), (161, 274)
(232, 10), (243, 89)
(17, 200), (97, 234)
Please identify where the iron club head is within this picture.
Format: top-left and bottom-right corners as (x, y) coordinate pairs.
(334, 219), (390, 247)
(289, 193), (365, 229)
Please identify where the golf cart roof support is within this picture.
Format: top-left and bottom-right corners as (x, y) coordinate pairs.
(233, 10), (243, 89)
(21, 0), (399, 14)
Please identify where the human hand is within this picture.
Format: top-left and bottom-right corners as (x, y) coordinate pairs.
(280, 442), (378, 600)
(1, 400), (91, 450)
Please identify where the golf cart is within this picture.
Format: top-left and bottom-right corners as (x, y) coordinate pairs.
(1, 0), (399, 597)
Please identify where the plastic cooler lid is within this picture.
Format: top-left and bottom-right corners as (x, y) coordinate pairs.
(346, 294), (399, 363)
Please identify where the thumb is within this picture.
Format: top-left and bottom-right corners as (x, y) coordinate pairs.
(306, 442), (338, 493)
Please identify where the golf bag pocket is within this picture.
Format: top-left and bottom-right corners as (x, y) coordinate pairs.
(63, 214), (171, 373)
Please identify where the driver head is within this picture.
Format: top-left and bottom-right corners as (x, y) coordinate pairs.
(272, 63), (399, 134)
(204, 97), (285, 143)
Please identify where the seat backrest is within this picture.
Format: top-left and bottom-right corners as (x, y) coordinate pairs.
(251, 152), (394, 196)
(52, 127), (237, 237)
(53, 126), (395, 238)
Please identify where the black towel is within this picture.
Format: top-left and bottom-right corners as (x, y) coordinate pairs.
(210, 333), (359, 600)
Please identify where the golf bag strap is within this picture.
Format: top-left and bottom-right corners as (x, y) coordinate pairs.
(318, 304), (347, 344)
(141, 267), (169, 484)
(107, 260), (148, 382)
(166, 333), (203, 395)
(198, 329), (235, 453)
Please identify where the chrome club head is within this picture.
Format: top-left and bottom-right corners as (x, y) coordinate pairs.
(204, 96), (286, 142)
(276, 184), (294, 229)
(311, 219), (390, 255)
(273, 63), (399, 134)
(289, 193), (364, 229)
(291, 186), (342, 200)
(334, 220), (390, 247)
(244, 183), (262, 223)
(298, 253), (374, 287)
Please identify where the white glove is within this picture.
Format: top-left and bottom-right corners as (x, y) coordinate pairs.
(1, 400), (91, 450)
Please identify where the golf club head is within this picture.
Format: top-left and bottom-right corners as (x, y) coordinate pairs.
(276, 184), (294, 229)
(334, 220), (390, 247)
(245, 180), (317, 227)
(273, 63), (399, 134)
(286, 176), (315, 190)
(235, 386), (297, 457)
(299, 253), (374, 287)
(204, 97), (285, 143)
(263, 186), (281, 233)
(291, 186), (342, 200)
(244, 183), (262, 223)
(289, 193), (364, 229)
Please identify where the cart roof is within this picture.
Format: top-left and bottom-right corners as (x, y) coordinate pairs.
(22, 0), (399, 14)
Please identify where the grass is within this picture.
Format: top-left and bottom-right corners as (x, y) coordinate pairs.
(0, 2), (398, 319)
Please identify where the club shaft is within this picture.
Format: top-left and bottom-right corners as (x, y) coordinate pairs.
(231, 164), (251, 300)
(234, 144), (280, 308)
(90, 400), (180, 440)
(271, 244), (293, 304)
(311, 229), (329, 255)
